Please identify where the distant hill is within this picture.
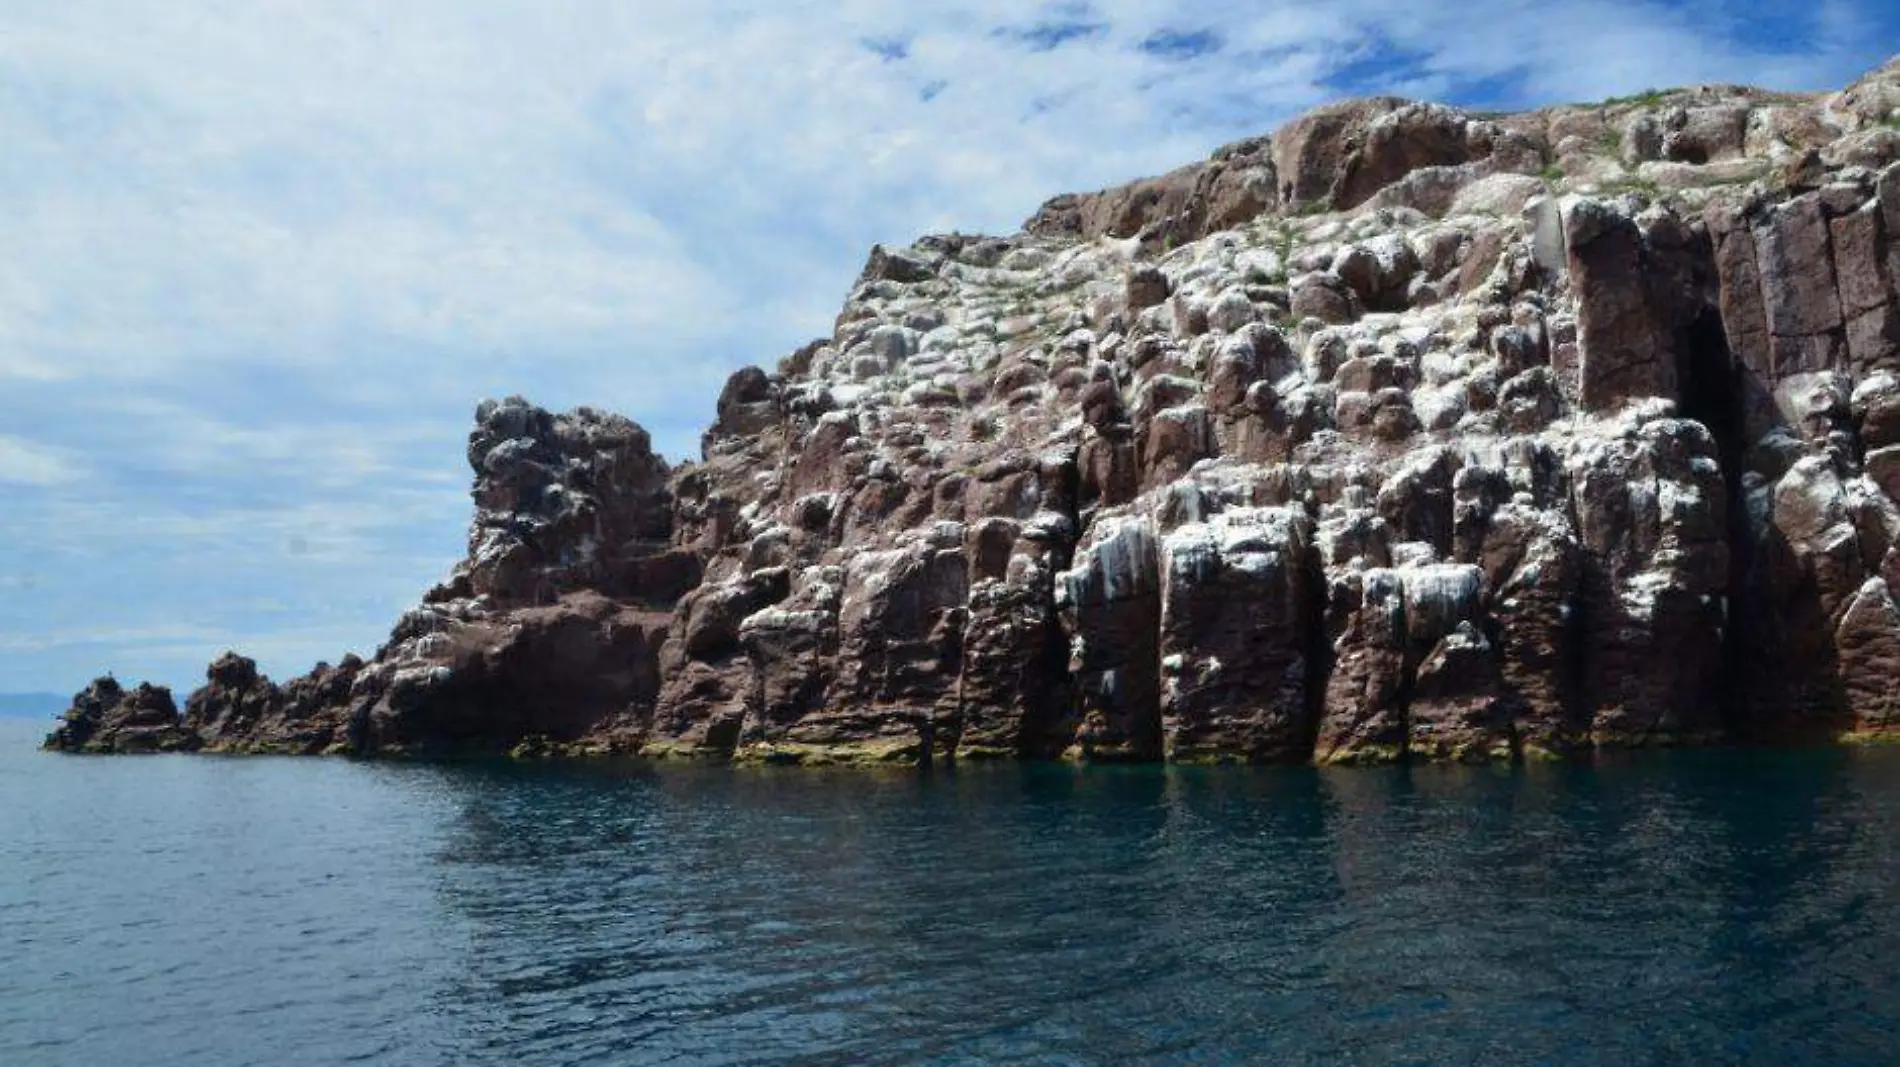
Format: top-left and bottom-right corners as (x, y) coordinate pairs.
(0, 692), (68, 718)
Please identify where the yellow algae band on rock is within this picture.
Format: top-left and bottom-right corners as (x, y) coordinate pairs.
(47, 56), (1900, 768)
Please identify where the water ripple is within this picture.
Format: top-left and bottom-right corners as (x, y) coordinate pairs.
(5, 725), (1900, 1064)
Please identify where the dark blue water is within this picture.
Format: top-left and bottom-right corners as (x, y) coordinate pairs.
(5, 717), (1900, 1065)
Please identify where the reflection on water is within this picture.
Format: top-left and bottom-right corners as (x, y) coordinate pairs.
(4, 719), (1900, 1065)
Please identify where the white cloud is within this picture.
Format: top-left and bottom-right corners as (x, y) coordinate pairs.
(0, 623), (233, 656)
(0, 0), (1891, 692)
(4, 3), (1884, 408)
(0, 435), (86, 487)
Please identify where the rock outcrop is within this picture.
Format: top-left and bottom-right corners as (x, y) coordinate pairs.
(44, 678), (197, 754)
(50, 57), (1900, 763)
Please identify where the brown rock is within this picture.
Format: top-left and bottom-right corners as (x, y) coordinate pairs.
(860, 244), (934, 284)
(1158, 508), (1318, 761)
(1756, 194), (1846, 374)
(1315, 569), (1408, 762)
(43, 678), (198, 754)
(1272, 99), (1491, 213)
(1481, 507), (1583, 754)
(362, 591), (669, 756)
(1566, 199), (1670, 409)
(1125, 265), (1172, 311)
(1139, 404), (1212, 488)
(1290, 273), (1357, 325)
(1057, 516), (1164, 761)
(813, 537), (969, 760)
(1567, 419), (1728, 744)
(1024, 139), (1277, 246)
(1830, 202), (1889, 320)
(181, 652), (288, 749)
(702, 366), (781, 454)
(957, 525), (1077, 758)
(1836, 578), (1900, 732)
(1407, 624), (1510, 761)
(73, 59), (1900, 771)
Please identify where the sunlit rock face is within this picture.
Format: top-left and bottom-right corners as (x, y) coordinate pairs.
(56, 57), (1900, 763)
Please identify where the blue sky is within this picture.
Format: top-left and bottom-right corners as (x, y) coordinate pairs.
(1, 1), (1894, 697)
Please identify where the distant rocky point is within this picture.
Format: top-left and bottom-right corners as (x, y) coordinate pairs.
(46, 57), (1900, 764)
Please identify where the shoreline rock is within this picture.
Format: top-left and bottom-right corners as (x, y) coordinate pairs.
(47, 57), (1900, 765)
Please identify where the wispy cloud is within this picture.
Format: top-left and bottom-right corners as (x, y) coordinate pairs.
(861, 36), (912, 61)
(0, 0), (1892, 693)
(0, 436), (86, 488)
(994, 19), (1112, 52)
(1139, 28), (1224, 61)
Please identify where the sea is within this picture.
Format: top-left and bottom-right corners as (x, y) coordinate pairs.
(3, 716), (1899, 1066)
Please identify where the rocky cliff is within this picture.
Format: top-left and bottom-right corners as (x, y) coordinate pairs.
(46, 57), (1900, 764)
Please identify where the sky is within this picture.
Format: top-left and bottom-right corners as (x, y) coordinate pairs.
(1, 1), (1895, 698)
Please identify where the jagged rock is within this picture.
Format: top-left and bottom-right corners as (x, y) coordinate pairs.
(63, 56), (1900, 765)
(174, 652), (368, 755)
(262, 656), (366, 754)
(457, 397), (674, 605)
(1026, 139), (1278, 247)
(815, 535), (969, 760)
(183, 652), (277, 737)
(1139, 404), (1213, 487)
(44, 679), (197, 754)
(703, 366), (781, 454)
(861, 244), (934, 284)
(1274, 99), (1498, 213)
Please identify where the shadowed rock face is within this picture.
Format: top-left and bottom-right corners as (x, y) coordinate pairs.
(51, 56), (1900, 763)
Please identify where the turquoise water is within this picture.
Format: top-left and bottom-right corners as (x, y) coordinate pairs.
(4, 717), (1900, 1065)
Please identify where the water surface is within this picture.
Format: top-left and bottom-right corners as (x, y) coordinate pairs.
(4, 718), (1899, 1065)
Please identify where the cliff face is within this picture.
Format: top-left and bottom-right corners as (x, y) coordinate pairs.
(47, 57), (1900, 764)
